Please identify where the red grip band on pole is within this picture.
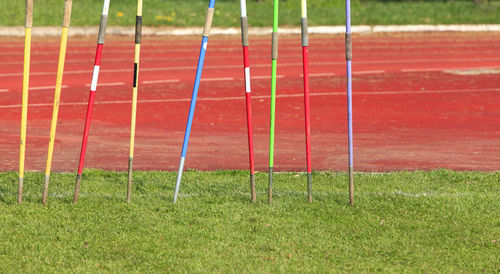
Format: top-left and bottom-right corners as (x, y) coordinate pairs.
(94, 44), (104, 66)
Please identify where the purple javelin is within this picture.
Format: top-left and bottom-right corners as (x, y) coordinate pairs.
(346, 0), (354, 205)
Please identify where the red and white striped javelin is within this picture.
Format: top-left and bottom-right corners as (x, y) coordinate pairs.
(73, 0), (111, 203)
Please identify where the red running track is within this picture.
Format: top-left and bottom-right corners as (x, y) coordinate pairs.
(0, 33), (499, 172)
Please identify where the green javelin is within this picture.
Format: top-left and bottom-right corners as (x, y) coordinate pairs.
(268, 0), (279, 204)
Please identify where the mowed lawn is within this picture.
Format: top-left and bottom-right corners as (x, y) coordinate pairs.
(0, 170), (498, 272)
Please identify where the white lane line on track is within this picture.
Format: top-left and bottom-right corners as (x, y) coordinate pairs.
(0, 66), (233, 77)
(1, 88), (498, 109)
(142, 79), (180, 84)
(1, 86), (67, 92)
(401, 68), (444, 72)
(3, 54), (500, 71)
(308, 73), (336, 77)
(3, 58), (500, 77)
(201, 77), (234, 82)
(3, 56), (500, 77)
(30, 85), (68, 91)
(252, 75), (285, 79)
(85, 82), (125, 87)
(0, 53), (310, 64)
(400, 66), (500, 73)
(301, 71), (384, 77)
(354, 70), (385, 75)
(0, 65), (241, 77)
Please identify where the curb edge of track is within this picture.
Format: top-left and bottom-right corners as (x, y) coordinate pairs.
(1, 25), (500, 37)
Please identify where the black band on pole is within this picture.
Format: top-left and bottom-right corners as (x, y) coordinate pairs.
(135, 16), (142, 44)
(133, 63), (138, 87)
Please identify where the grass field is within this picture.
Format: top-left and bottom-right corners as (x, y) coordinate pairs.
(1, 0), (499, 27)
(0, 170), (498, 272)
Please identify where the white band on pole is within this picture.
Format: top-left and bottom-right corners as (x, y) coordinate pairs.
(102, 0), (110, 16)
(240, 0), (247, 17)
(245, 67), (251, 93)
(90, 65), (100, 91)
(301, 0), (307, 18)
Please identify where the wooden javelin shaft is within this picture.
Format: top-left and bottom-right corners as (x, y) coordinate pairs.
(126, 0), (143, 203)
(42, 0), (73, 206)
(18, 0), (33, 204)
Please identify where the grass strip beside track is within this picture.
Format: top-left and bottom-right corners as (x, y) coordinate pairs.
(1, 0), (500, 27)
(0, 170), (498, 272)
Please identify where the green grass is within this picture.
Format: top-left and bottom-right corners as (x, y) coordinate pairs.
(1, 0), (499, 27)
(0, 169), (498, 272)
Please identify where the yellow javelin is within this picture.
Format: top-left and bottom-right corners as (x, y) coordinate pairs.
(42, 0), (73, 205)
(18, 0), (33, 204)
(127, 0), (143, 203)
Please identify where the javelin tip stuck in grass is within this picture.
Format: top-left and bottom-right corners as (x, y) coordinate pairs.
(73, 0), (111, 204)
(173, 0), (216, 203)
(18, 0), (33, 204)
(127, 0), (143, 203)
(42, 0), (73, 206)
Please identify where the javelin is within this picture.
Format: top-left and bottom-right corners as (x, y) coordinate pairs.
(126, 0), (143, 203)
(268, 0), (279, 204)
(173, 0), (216, 203)
(42, 0), (73, 206)
(73, 0), (111, 203)
(239, 0), (256, 202)
(18, 0), (33, 204)
(300, 0), (312, 203)
(345, 0), (354, 205)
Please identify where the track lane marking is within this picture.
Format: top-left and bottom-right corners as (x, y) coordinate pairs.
(30, 85), (68, 91)
(2, 52), (500, 67)
(85, 82), (125, 87)
(2, 42), (500, 57)
(402, 66), (500, 73)
(1, 86), (68, 92)
(3, 57), (500, 77)
(1, 87), (498, 109)
(142, 79), (180, 84)
(308, 73), (335, 77)
(201, 77), (234, 82)
(354, 70), (385, 75)
(401, 68), (446, 72)
(252, 75), (284, 79)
